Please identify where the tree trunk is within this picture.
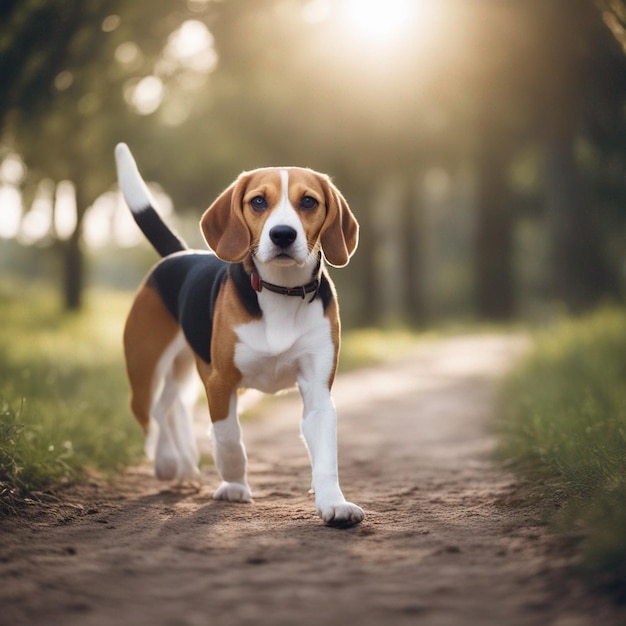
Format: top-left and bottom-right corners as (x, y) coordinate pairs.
(474, 141), (515, 320)
(351, 181), (379, 327)
(545, 129), (610, 312)
(541, 0), (614, 313)
(401, 175), (427, 326)
(62, 229), (83, 311)
(62, 180), (86, 311)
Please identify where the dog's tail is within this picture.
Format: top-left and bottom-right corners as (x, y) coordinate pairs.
(115, 143), (187, 257)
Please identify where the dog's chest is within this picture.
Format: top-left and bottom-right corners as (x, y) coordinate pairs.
(233, 300), (331, 394)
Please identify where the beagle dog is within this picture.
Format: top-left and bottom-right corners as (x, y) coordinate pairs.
(114, 143), (364, 527)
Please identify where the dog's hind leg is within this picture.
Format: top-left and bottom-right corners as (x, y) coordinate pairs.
(169, 395), (200, 479)
(151, 340), (201, 482)
(151, 372), (181, 481)
(125, 284), (201, 482)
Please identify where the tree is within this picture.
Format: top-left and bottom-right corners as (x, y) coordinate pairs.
(3, 0), (625, 320)
(469, 2), (525, 320)
(0, 0), (201, 309)
(532, 0), (626, 311)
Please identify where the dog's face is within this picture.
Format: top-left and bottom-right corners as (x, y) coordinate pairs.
(200, 167), (358, 267)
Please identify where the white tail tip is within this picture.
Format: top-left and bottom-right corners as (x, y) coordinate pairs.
(115, 142), (153, 214)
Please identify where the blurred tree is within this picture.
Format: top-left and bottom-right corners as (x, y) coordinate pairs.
(0, 0), (198, 309)
(186, 0), (466, 325)
(469, 0), (626, 317)
(2, 0), (624, 321)
(2, 0), (119, 308)
(470, 3), (523, 320)
(532, 0), (626, 311)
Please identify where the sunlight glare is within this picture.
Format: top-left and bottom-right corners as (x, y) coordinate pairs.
(128, 75), (164, 115)
(19, 180), (54, 245)
(83, 194), (114, 249)
(0, 186), (22, 239)
(115, 42), (141, 67)
(84, 186), (174, 249)
(165, 20), (218, 73)
(302, 0), (333, 24)
(341, 0), (414, 43)
(0, 154), (26, 185)
(54, 181), (77, 240)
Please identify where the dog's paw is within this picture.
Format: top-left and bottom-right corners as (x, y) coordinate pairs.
(318, 502), (365, 528)
(154, 453), (201, 483)
(154, 454), (179, 481)
(213, 481), (253, 503)
(176, 461), (202, 483)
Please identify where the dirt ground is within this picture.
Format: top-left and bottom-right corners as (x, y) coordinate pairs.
(1, 334), (625, 626)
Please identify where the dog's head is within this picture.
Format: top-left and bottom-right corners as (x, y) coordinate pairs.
(200, 167), (358, 268)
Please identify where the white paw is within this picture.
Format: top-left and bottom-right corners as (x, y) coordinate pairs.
(154, 453), (179, 481)
(213, 481), (253, 503)
(318, 501), (365, 528)
(153, 452), (201, 483)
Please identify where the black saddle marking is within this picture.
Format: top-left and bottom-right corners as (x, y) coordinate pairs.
(148, 252), (334, 364)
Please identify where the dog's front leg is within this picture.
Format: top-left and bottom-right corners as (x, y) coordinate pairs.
(298, 377), (364, 527)
(209, 391), (252, 503)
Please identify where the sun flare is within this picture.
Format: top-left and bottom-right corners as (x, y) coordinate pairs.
(341, 0), (415, 44)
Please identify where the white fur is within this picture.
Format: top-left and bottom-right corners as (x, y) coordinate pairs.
(133, 161), (363, 525)
(229, 171), (364, 525)
(114, 143), (154, 214)
(233, 299), (364, 525)
(234, 297), (328, 392)
(255, 170), (311, 267)
(211, 393), (252, 502)
(147, 331), (201, 482)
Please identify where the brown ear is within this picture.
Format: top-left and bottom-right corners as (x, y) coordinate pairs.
(200, 175), (250, 263)
(320, 178), (359, 268)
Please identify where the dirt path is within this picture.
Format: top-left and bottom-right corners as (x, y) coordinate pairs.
(1, 334), (624, 626)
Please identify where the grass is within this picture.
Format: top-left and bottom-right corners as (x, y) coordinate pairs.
(499, 307), (626, 598)
(7, 281), (624, 593)
(0, 282), (143, 511)
(0, 281), (428, 512)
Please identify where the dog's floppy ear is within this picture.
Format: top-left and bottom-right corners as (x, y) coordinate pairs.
(200, 174), (251, 263)
(319, 176), (359, 268)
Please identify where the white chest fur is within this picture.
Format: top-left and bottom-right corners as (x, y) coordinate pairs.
(234, 295), (333, 394)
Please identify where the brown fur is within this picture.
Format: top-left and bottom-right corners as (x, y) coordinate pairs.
(126, 168), (358, 429)
(194, 279), (250, 423)
(200, 168), (358, 267)
(123, 283), (180, 432)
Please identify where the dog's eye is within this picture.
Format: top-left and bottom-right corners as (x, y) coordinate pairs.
(299, 196), (318, 211)
(250, 196), (268, 212)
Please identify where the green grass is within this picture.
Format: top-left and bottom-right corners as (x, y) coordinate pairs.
(0, 283), (143, 510)
(499, 307), (626, 597)
(0, 282), (427, 511)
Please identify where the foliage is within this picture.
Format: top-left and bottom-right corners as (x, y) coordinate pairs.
(499, 307), (626, 597)
(0, 277), (426, 511)
(0, 283), (142, 509)
(0, 0), (201, 309)
(1, 0), (626, 320)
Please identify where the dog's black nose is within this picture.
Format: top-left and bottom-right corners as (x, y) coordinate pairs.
(270, 225), (297, 249)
